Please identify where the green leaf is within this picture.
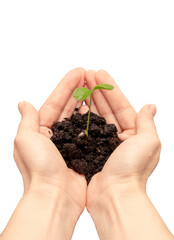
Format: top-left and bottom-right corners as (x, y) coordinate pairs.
(73, 88), (92, 101)
(93, 84), (114, 91)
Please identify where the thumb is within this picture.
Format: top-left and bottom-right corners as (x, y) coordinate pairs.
(136, 104), (157, 134)
(18, 102), (39, 133)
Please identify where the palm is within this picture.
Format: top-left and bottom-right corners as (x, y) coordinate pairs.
(84, 70), (161, 210)
(38, 68), (87, 210)
(97, 133), (157, 181)
(84, 70), (138, 192)
(37, 130), (86, 210)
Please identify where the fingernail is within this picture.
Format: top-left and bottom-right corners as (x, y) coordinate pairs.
(148, 104), (157, 116)
(18, 102), (24, 113)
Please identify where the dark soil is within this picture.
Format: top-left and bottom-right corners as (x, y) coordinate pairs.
(51, 111), (122, 183)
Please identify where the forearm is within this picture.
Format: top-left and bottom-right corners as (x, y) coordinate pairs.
(89, 182), (173, 240)
(1, 183), (81, 240)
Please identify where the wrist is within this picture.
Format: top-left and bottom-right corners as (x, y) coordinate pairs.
(87, 180), (148, 240)
(87, 176), (146, 214)
(88, 179), (173, 240)
(2, 180), (81, 240)
(25, 179), (82, 223)
(24, 173), (84, 214)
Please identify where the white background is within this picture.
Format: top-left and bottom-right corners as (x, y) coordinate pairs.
(0, 0), (174, 239)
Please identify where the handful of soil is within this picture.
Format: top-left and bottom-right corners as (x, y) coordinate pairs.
(51, 111), (122, 183)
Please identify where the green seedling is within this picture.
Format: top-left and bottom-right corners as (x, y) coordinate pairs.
(73, 84), (114, 136)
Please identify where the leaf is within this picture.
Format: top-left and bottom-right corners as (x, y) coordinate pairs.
(73, 88), (92, 101)
(93, 84), (114, 91)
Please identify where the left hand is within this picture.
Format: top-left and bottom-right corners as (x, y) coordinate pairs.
(14, 68), (87, 214)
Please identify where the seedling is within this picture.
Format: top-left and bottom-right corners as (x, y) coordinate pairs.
(73, 84), (114, 136)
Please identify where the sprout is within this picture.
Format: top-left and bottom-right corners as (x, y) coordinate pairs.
(73, 84), (114, 136)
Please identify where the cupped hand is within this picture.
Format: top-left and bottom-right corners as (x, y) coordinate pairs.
(85, 70), (161, 208)
(14, 68), (87, 213)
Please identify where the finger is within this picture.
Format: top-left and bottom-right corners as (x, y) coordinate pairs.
(40, 100), (84, 137)
(59, 100), (82, 121)
(78, 105), (89, 114)
(39, 67), (85, 127)
(39, 126), (53, 138)
(85, 70), (121, 131)
(75, 100), (83, 111)
(41, 98), (84, 138)
(118, 129), (136, 141)
(18, 102), (39, 133)
(136, 104), (157, 134)
(95, 70), (137, 131)
(58, 77), (84, 121)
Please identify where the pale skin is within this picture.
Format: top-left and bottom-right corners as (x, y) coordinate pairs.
(1, 68), (87, 240)
(85, 70), (174, 240)
(0, 68), (173, 240)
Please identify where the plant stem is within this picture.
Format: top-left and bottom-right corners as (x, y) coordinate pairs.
(86, 92), (93, 136)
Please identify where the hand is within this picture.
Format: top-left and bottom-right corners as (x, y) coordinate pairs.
(14, 68), (87, 214)
(83, 70), (174, 240)
(85, 70), (161, 207)
(2, 68), (88, 240)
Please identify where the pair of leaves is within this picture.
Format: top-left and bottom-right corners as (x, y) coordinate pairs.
(73, 84), (114, 101)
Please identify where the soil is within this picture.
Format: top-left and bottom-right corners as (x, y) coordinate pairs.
(51, 110), (122, 183)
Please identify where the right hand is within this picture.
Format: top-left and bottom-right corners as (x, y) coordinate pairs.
(85, 70), (161, 209)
